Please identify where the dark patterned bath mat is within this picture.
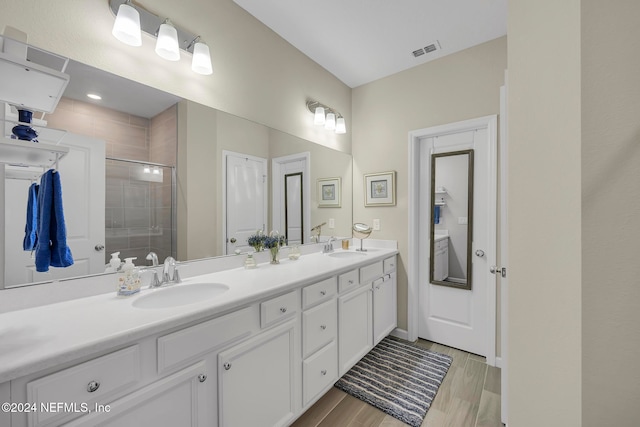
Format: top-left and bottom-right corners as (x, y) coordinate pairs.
(334, 337), (452, 427)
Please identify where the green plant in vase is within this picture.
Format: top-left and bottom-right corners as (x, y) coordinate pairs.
(264, 232), (287, 264)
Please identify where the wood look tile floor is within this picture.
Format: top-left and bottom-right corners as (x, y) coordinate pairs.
(292, 340), (503, 427)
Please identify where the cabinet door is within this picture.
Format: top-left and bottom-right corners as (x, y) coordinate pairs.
(218, 320), (298, 427)
(338, 284), (373, 376)
(373, 273), (397, 345)
(64, 361), (212, 427)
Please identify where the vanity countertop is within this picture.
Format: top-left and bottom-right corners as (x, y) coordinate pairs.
(0, 247), (397, 383)
(434, 234), (449, 242)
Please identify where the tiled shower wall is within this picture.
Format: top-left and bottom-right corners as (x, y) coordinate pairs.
(46, 98), (177, 266)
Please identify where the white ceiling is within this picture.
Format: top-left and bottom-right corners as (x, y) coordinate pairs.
(63, 60), (181, 119)
(233, 0), (508, 88)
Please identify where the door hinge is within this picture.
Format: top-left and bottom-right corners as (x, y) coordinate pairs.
(490, 266), (507, 278)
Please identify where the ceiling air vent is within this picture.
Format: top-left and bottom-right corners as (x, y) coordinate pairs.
(412, 40), (441, 58)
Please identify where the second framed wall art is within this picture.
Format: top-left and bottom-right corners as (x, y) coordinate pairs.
(364, 171), (396, 207)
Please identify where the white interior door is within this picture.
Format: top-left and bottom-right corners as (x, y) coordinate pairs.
(3, 132), (105, 287)
(418, 119), (497, 358)
(272, 153), (310, 246)
(224, 152), (267, 254)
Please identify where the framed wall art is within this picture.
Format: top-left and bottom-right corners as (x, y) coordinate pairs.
(317, 177), (341, 207)
(364, 171), (396, 206)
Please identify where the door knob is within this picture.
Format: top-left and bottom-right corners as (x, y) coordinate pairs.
(230, 238), (237, 243)
(95, 244), (105, 252)
(475, 249), (485, 257)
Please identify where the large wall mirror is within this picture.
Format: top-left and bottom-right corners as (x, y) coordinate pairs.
(1, 53), (353, 289)
(429, 149), (474, 289)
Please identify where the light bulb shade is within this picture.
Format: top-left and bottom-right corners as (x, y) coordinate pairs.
(314, 107), (325, 125)
(335, 116), (347, 134)
(191, 42), (213, 75)
(155, 23), (180, 61)
(324, 113), (336, 130)
(112, 3), (142, 47)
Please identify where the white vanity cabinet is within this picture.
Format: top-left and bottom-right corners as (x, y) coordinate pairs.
(434, 237), (449, 281)
(338, 269), (373, 377)
(3, 249), (399, 427)
(301, 277), (338, 409)
(218, 319), (298, 427)
(373, 256), (398, 346)
(64, 360), (212, 427)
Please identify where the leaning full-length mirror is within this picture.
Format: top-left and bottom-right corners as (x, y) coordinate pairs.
(429, 149), (474, 289)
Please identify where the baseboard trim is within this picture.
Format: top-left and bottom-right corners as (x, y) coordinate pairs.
(390, 328), (409, 341)
(495, 356), (503, 369)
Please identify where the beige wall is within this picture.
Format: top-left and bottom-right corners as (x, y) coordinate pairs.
(508, 1), (582, 425)
(581, 1), (640, 425)
(352, 37), (507, 334)
(0, 0), (351, 153)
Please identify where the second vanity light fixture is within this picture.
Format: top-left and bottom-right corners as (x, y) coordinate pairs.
(110, 0), (213, 75)
(306, 100), (346, 134)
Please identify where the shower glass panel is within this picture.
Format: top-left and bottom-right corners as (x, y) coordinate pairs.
(105, 158), (176, 266)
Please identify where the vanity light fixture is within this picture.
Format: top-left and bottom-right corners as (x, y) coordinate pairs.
(335, 116), (346, 134)
(155, 19), (180, 61)
(109, 0), (213, 75)
(306, 100), (347, 134)
(111, 0), (141, 47)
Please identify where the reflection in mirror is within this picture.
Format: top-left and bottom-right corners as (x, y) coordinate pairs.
(1, 55), (353, 289)
(429, 149), (474, 290)
(285, 172), (303, 245)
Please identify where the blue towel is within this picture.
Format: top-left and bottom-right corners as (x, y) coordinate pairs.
(23, 183), (39, 251)
(35, 170), (73, 272)
(434, 205), (441, 225)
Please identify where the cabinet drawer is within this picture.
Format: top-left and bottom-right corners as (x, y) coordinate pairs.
(383, 256), (397, 274)
(303, 341), (337, 407)
(158, 306), (258, 373)
(302, 299), (337, 358)
(27, 345), (140, 426)
(302, 277), (336, 309)
(360, 261), (383, 284)
(338, 269), (359, 293)
(261, 290), (299, 328)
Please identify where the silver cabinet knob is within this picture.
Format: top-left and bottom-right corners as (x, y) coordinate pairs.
(320, 324), (327, 330)
(87, 381), (100, 393)
(348, 280), (354, 284)
(230, 237), (237, 243)
(321, 370), (327, 376)
(224, 362), (232, 371)
(280, 307), (287, 313)
(94, 244), (105, 252)
(198, 374), (207, 383)
(475, 249), (485, 257)
(320, 290), (326, 296)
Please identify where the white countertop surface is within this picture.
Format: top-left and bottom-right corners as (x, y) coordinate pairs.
(0, 247), (397, 383)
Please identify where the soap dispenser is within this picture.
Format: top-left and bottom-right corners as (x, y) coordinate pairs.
(117, 257), (141, 297)
(105, 252), (122, 273)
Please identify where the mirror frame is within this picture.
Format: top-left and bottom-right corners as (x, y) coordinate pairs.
(429, 149), (474, 290)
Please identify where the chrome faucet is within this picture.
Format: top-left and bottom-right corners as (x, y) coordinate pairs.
(146, 251), (159, 266)
(323, 236), (336, 254)
(161, 256), (181, 285)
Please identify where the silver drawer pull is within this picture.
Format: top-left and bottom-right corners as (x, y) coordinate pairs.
(348, 280), (354, 284)
(224, 362), (232, 370)
(320, 324), (327, 330)
(198, 374), (207, 383)
(280, 307), (287, 313)
(321, 370), (327, 376)
(87, 381), (100, 393)
(320, 290), (326, 296)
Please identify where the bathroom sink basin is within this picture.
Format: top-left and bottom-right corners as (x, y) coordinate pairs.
(327, 251), (367, 259)
(132, 283), (229, 309)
